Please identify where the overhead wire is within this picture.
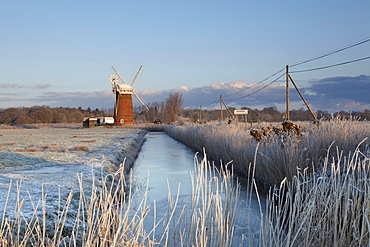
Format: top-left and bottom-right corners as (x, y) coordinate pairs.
(197, 36), (370, 109)
(230, 72), (286, 101)
(222, 37), (370, 101)
(289, 36), (370, 68)
(223, 67), (286, 98)
(290, 56), (370, 73)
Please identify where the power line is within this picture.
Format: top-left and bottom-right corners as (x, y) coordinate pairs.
(230, 72), (286, 101)
(290, 56), (370, 73)
(224, 37), (370, 100)
(290, 36), (370, 68)
(223, 67), (286, 98)
(198, 37), (370, 109)
(199, 68), (285, 108)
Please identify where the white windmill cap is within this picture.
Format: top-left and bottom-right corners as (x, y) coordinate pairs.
(117, 84), (133, 94)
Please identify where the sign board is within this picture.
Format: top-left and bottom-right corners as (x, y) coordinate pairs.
(234, 110), (248, 115)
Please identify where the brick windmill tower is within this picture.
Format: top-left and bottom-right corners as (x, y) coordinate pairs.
(110, 65), (149, 125)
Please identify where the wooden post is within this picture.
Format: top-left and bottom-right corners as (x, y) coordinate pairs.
(220, 95), (223, 121)
(288, 74), (318, 121)
(199, 105), (202, 122)
(286, 65), (290, 120)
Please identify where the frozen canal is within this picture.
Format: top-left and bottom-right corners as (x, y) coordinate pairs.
(132, 132), (196, 205)
(131, 132), (265, 246)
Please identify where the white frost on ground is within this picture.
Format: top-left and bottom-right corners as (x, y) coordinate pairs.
(0, 126), (147, 222)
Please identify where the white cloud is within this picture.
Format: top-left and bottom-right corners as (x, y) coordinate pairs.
(0, 76), (369, 112)
(0, 83), (25, 89)
(34, 84), (52, 89)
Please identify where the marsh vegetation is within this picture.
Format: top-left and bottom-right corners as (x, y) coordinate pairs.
(0, 118), (369, 246)
(165, 117), (370, 246)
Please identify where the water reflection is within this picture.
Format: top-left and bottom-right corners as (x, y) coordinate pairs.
(131, 131), (265, 245)
(132, 132), (196, 205)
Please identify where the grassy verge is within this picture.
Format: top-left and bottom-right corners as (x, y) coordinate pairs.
(2, 144), (368, 246)
(1, 119), (369, 246)
(163, 118), (370, 245)
(258, 140), (370, 246)
(0, 155), (240, 246)
(164, 118), (369, 192)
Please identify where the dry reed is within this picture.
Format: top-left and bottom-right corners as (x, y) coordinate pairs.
(0, 154), (240, 246)
(164, 118), (369, 192)
(70, 146), (90, 152)
(254, 139), (370, 246)
(1, 119), (369, 246)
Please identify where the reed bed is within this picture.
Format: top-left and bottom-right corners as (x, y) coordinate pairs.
(163, 118), (370, 246)
(164, 118), (370, 191)
(256, 140), (370, 246)
(0, 155), (240, 246)
(2, 145), (368, 246)
(1, 119), (369, 246)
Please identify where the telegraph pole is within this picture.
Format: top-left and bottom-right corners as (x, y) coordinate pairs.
(199, 105), (202, 123)
(286, 65), (290, 120)
(288, 74), (318, 121)
(220, 95), (223, 121)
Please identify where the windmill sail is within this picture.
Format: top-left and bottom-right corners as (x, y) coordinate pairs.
(133, 91), (149, 111)
(131, 65), (143, 86)
(109, 65), (148, 125)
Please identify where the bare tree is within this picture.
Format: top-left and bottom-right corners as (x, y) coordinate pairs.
(164, 92), (184, 123)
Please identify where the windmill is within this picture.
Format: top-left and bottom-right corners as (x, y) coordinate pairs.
(110, 65), (149, 125)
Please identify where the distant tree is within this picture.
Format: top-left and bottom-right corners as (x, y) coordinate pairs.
(290, 108), (314, 121)
(241, 107), (259, 121)
(259, 107), (281, 121)
(28, 105), (53, 123)
(354, 109), (370, 120)
(15, 114), (33, 124)
(69, 110), (84, 123)
(164, 92), (184, 123)
(0, 108), (20, 124)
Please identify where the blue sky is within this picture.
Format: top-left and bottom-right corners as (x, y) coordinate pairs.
(1, 1), (369, 112)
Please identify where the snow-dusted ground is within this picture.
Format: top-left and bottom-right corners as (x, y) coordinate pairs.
(0, 127), (264, 245)
(0, 126), (146, 220)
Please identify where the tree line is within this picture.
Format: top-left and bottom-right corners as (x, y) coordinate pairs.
(136, 105), (370, 124)
(1, 92), (369, 125)
(0, 106), (109, 125)
(135, 92), (370, 123)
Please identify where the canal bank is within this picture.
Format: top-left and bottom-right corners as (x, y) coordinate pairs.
(130, 131), (265, 246)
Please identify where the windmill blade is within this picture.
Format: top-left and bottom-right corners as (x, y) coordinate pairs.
(114, 91), (120, 117)
(111, 66), (128, 84)
(131, 65), (143, 86)
(133, 90), (149, 111)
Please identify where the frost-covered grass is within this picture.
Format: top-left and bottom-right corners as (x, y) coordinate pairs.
(257, 141), (370, 246)
(0, 121), (369, 246)
(162, 118), (370, 246)
(0, 127), (147, 244)
(164, 118), (370, 191)
(0, 154), (240, 246)
(0, 127), (146, 170)
(1, 143), (368, 246)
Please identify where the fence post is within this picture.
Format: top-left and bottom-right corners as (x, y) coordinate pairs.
(286, 65), (290, 120)
(220, 95), (223, 121)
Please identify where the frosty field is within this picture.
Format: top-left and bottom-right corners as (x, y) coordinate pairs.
(0, 126), (245, 246)
(0, 119), (369, 246)
(0, 127), (146, 217)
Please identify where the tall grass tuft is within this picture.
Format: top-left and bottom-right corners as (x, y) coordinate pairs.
(256, 139), (370, 246)
(166, 154), (240, 246)
(1, 118), (369, 246)
(164, 118), (369, 191)
(0, 154), (240, 246)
